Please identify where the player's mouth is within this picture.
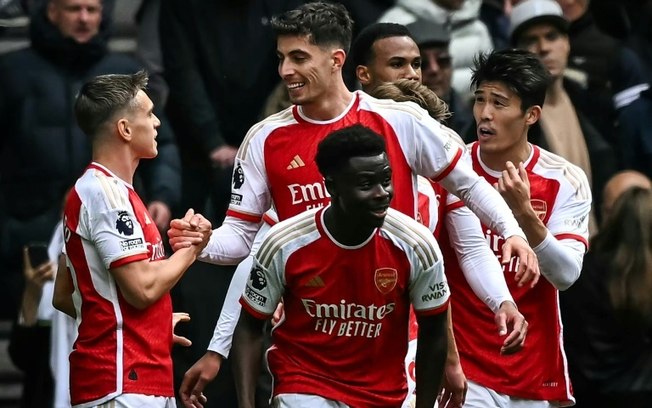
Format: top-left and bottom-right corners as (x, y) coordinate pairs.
(287, 82), (305, 91)
(369, 204), (389, 219)
(478, 126), (496, 140)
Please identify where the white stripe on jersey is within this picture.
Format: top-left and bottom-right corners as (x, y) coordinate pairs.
(94, 170), (128, 209)
(238, 107), (296, 160)
(536, 149), (591, 201)
(365, 96), (429, 120)
(256, 209), (318, 268)
(382, 210), (441, 270)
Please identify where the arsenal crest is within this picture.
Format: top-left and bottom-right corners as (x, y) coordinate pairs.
(531, 199), (548, 222)
(374, 268), (398, 295)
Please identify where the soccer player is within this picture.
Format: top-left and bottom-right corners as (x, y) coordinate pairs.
(371, 80), (529, 408)
(174, 2), (538, 403)
(52, 71), (211, 407)
(444, 49), (591, 407)
(350, 24), (528, 407)
(233, 124), (449, 408)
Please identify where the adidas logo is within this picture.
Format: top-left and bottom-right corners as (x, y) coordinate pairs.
(305, 276), (325, 287)
(286, 155), (306, 170)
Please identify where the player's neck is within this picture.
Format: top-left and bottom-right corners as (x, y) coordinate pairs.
(323, 207), (376, 246)
(92, 149), (138, 185)
(300, 83), (353, 121)
(479, 141), (531, 172)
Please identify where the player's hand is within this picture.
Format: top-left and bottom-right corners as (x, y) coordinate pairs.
(168, 209), (212, 252)
(210, 145), (237, 168)
(172, 312), (192, 347)
(496, 161), (531, 217)
(496, 161), (540, 287)
(147, 200), (172, 231)
(500, 235), (539, 288)
(179, 351), (222, 408)
(438, 359), (467, 408)
(495, 301), (528, 355)
(272, 302), (285, 325)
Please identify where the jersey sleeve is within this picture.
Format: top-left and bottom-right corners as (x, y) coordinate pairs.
(226, 125), (273, 223)
(239, 256), (284, 320)
(545, 167), (592, 248)
(84, 177), (149, 269)
(407, 226), (449, 316)
(373, 99), (464, 180)
(410, 114), (465, 181)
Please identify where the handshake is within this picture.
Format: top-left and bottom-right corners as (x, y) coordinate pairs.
(167, 208), (213, 254)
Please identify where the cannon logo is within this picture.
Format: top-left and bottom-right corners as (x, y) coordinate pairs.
(531, 199), (547, 222)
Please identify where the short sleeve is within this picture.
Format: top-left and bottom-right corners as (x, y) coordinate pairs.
(239, 257), (284, 319)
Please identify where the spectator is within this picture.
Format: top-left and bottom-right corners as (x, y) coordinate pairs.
(561, 170), (652, 407)
(379, 0), (493, 100)
(0, 0), (180, 321)
(556, 0), (651, 162)
(407, 18), (475, 137)
(509, 0), (618, 231)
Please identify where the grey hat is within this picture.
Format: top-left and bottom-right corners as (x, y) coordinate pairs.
(407, 19), (451, 47)
(510, 0), (569, 44)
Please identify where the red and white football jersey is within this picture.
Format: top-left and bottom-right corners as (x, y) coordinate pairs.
(240, 207), (450, 407)
(226, 91), (463, 223)
(63, 163), (173, 407)
(444, 143), (590, 404)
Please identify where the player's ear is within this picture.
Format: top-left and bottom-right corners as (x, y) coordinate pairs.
(525, 105), (541, 126)
(356, 65), (371, 86)
(332, 49), (346, 72)
(116, 118), (132, 142)
(324, 176), (338, 198)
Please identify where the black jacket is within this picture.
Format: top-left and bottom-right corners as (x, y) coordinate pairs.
(159, 0), (303, 162)
(0, 3), (180, 310)
(561, 251), (652, 406)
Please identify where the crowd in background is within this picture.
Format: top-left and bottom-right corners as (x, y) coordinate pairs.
(1, 0), (652, 407)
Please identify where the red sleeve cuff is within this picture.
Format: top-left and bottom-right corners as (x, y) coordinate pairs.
(415, 299), (449, 317)
(109, 253), (149, 269)
(227, 209), (263, 223)
(432, 148), (463, 182)
(239, 297), (271, 320)
(554, 233), (589, 251)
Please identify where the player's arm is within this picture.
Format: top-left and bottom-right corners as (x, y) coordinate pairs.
(436, 152), (539, 287)
(406, 222), (451, 408)
(497, 162), (590, 290)
(111, 242), (207, 310)
(415, 312), (448, 408)
(52, 254), (76, 318)
(169, 214), (260, 265)
(445, 205), (528, 353)
(231, 311), (266, 408)
(439, 308), (467, 408)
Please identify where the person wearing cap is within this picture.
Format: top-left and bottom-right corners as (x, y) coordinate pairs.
(510, 0), (618, 234)
(555, 0), (652, 182)
(407, 18), (475, 138)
